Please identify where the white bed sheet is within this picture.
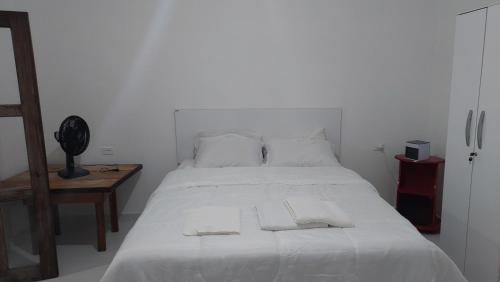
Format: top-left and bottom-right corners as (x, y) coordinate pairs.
(102, 165), (465, 282)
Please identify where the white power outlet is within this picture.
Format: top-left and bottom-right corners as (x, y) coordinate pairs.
(373, 144), (385, 152)
(100, 146), (114, 156)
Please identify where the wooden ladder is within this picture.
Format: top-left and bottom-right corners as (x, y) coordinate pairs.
(0, 11), (58, 281)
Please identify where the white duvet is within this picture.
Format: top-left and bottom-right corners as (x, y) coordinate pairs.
(101, 166), (465, 282)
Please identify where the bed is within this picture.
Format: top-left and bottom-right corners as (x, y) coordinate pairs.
(101, 109), (465, 282)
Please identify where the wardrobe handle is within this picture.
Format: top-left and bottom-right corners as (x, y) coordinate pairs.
(465, 110), (473, 147)
(477, 110), (485, 149)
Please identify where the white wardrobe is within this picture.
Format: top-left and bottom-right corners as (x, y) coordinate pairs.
(441, 4), (500, 282)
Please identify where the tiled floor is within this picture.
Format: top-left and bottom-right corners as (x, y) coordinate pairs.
(45, 214), (138, 281)
(423, 233), (440, 246)
(8, 214), (138, 282)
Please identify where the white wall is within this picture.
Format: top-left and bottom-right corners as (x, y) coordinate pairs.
(0, 0), (441, 215)
(0, 27), (28, 180)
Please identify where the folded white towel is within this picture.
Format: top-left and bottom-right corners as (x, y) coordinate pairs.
(183, 206), (240, 236)
(256, 202), (328, 231)
(284, 197), (354, 228)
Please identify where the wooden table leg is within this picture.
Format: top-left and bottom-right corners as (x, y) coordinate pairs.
(0, 208), (9, 274)
(52, 205), (61, 236)
(109, 191), (119, 232)
(95, 202), (106, 252)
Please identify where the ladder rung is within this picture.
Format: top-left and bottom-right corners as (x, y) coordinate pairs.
(0, 105), (22, 117)
(0, 14), (10, 27)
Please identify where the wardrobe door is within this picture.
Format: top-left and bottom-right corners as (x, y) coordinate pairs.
(465, 5), (500, 282)
(441, 8), (486, 271)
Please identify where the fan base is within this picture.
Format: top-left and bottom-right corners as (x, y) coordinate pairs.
(58, 167), (90, 179)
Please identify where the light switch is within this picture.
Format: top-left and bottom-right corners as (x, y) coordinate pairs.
(100, 147), (114, 156)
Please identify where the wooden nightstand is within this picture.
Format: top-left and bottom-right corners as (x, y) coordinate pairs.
(1, 164), (142, 252)
(395, 155), (444, 233)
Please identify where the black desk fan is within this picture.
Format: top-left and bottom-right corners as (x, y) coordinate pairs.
(54, 115), (90, 179)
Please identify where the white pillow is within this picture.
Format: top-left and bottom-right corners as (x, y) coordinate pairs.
(195, 133), (263, 168)
(305, 128), (328, 140)
(194, 130), (263, 156)
(265, 138), (340, 167)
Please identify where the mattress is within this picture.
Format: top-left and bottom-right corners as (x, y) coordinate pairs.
(101, 165), (465, 282)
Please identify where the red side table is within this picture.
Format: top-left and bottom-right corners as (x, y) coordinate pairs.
(394, 154), (444, 233)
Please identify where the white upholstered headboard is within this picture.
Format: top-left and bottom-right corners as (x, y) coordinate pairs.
(174, 108), (342, 163)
